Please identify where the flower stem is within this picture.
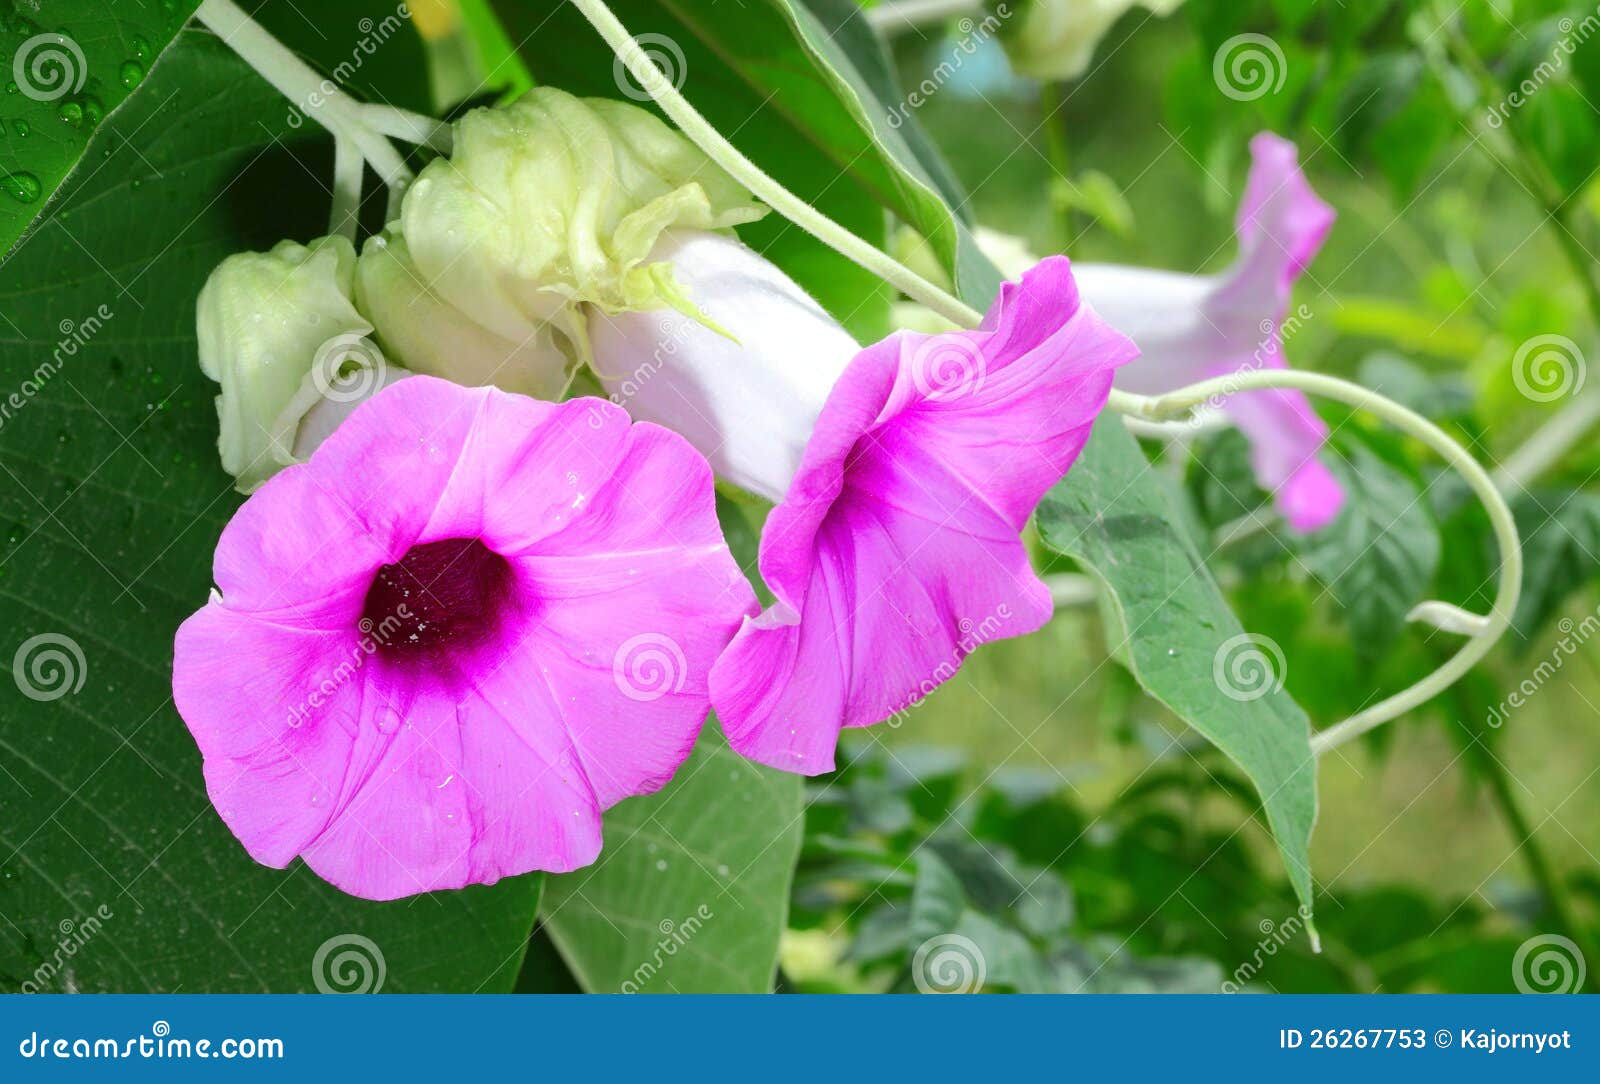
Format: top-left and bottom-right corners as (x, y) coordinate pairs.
(1118, 371), (1522, 755)
(196, 0), (417, 210)
(568, 0), (984, 330)
(1450, 683), (1600, 994)
(572, 0), (1523, 754)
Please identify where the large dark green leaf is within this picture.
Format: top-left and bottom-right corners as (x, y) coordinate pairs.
(0, 0), (202, 260)
(540, 728), (804, 993)
(0, 28), (542, 994)
(1037, 420), (1319, 916)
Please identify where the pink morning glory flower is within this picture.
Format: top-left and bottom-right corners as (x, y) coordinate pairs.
(709, 257), (1137, 773)
(1075, 132), (1342, 531)
(173, 376), (754, 900)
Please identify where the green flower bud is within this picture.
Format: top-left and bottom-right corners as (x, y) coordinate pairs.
(368, 86), (767, 387)
(356, 227), (569, 399)
(196, 236), (387, 492)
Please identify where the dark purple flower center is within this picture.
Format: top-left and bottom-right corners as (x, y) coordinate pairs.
(360, 537), (515, 660)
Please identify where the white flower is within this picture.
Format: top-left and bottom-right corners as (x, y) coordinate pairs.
(589, 230), (859, 502)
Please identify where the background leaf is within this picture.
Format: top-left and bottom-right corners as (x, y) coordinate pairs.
(1301, 443), (1442, 659)
(540, 728), (804, 993)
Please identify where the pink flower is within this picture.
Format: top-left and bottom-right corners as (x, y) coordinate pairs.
(174, 376), (754, 900)
(710, 257), (1137, 773)
(1077, 132), (1342, 531)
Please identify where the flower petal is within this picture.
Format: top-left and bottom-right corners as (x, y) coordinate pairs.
(175, 376), (751, 898)
(712, 257), (1136, 773)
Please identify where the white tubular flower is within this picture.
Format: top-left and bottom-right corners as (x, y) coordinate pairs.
(1004, 0), (1186, 83)
(370, 86), (768, 391)
(1074, 133), (1342, 531)
(588, 230), (860, 503)
(196, 235), (387, 492)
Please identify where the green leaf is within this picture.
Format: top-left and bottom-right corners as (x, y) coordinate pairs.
(907, 850), (1052, 993)
(1510, 490), (1600, 644)
(540, 728), (804, 993)
(0, 0), (201, 259)
(0, 28), (543, 994)
(1036, 419), (1319, 917)
(1301, 444), (1441, 659)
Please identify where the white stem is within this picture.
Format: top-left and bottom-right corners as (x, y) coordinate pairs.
(569, 0), (983, 330)
(1112, 374), (1522, 757)
(865, 0), (984, 34)
(356, 102), (455, 154)
(329, 136), (364, 242)
(196, 0), (417, 209)
(1491, 386), (1600, 495)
